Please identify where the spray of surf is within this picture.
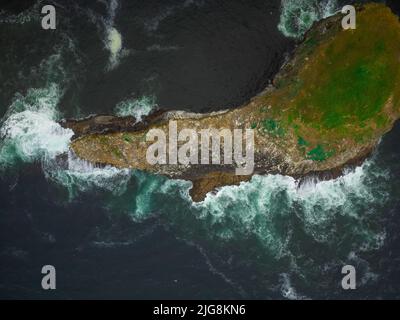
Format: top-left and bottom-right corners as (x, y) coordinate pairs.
(114, 95), (158, 122)
(103, 0), (125, 70)
(0, 35), (82, 168)
(101, 156), (389, 298)
(0, 35), (130, 197)
(98, 156), (388, 266)
(44, 151), (132, 200)
(0, 84), (73, 168)
(278, 0), (338, 38)
(0, 84), (133, 199)
(0, 0), (394, 299)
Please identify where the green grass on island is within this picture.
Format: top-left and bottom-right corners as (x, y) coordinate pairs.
(70, 4), (400, 174)
(256, 3), (400, 161)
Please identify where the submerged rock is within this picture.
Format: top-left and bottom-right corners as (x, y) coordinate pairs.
(63, 4), (400, 201)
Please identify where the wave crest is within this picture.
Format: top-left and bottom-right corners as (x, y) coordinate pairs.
(278, 0), (338, 38)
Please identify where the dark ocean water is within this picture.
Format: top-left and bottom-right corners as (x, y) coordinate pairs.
(1, 0), (400, 299)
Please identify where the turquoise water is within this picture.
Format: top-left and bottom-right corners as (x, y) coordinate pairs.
(278, 0), (338, 38)
(1, 73), (396, 298)
(1, 0), (400, 299)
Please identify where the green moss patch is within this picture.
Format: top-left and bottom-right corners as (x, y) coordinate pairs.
(123, 133), (133, 143)
(306, 145), (334, 162)
(260, 118), (286, 137)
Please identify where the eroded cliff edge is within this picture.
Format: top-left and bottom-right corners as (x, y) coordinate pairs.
(62, 4), (400, 201)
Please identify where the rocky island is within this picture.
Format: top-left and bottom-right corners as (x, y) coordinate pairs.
(62, 3), (400, 201)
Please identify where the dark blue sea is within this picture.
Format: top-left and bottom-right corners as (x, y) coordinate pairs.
(1, 0), (400, 299)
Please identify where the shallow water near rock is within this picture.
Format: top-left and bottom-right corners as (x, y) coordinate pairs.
(1, 0), (400, 299)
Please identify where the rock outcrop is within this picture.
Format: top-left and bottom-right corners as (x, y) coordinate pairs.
(62, 4), (400, 201)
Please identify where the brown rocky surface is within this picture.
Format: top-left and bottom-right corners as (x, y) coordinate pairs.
(62, 4), (400, 201)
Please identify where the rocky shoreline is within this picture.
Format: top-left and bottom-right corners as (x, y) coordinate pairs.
(62, 4), (400, 201)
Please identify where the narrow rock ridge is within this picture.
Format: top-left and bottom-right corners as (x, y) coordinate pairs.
(62, 4), (400, 201)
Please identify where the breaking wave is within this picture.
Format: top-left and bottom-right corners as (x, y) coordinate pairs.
(0, 84), (73, 168)
(0, 84), (132, 199)
(0, 34), (82, 169)
(103, 0), (125, 69)
(44, 151), (132, 200)
(102, 156), (390, 297)
(278, 0), (338, 38)
(0, 34), (129, 197)
(280, 273), (308, 300)
(80, 154), (389, 284)
(114, 95), (158, 121)
(96, 0), (126, 70)
(0, 0), (396, 299)
(190, 160), (388, 254)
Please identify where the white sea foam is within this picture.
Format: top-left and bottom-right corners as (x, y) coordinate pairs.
(84, 0), (126, 70)
(102, 0), (125, 70)
(278, 0), (338, 38)
(0, 110), (73, 162)
(280, 273), (308, 300)
(0, 68), (129, 198)
(114, 95), (158, 122)
(178, 159), (389, 258)
(0, 84), (73, 167)
(106, 26), (123, 69)
(44, 151), (132, 199)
